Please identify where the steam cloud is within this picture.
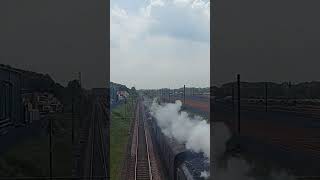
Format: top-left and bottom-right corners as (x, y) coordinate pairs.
(148, 98), (296, 179)
(212, 122), (296, 180)
(150, 99), (210, 158)
(200, 171), (210, 179)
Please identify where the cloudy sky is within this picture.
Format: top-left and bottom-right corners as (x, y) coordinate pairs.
(0, 0), (107, 89)
(110, 0), (210, 89)
(213, 0), (320, 86)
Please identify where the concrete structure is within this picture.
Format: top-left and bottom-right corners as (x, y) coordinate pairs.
(0, 65), (23, 134)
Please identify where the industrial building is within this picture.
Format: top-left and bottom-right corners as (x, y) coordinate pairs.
(0, 65), (23, 134)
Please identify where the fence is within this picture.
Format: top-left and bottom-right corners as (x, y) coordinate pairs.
(214, 74), (320, 114)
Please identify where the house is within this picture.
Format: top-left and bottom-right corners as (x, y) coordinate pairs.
(117, 90), (129, 101)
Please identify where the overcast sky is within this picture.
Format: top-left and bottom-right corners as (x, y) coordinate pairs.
(0, 0), (107, 89)
(110, 0), (210, 89)
(213, 0), (320, 86)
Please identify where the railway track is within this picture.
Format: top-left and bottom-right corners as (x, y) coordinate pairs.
(86, 97), (108, 180)
(134, 101), (152, 180)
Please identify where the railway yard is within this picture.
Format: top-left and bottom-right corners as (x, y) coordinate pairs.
(73, 92), (108, 179)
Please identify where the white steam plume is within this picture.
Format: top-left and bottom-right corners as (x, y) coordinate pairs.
(212, 121), (297, 180)
(200, 171), (210, 179)
(150, 99), (210, 158)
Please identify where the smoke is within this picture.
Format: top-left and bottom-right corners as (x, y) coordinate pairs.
(148, 98), (297, 179)
(150, 99), (210, 158)
(200, 171), (210, 179)
(212, 122), (231, 158)
(214, 157), (296, 180)
(212, 122), (297, 180)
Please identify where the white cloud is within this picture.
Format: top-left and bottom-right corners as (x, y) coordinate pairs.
(111, 0), (210, 89)
(142, 0), (165, 17)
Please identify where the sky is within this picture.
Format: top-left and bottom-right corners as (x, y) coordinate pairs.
(0, 0), (107, 89)
(110, 0), (210, 89)
(213, 0), (320, 86)
(2, 0), (320, 89)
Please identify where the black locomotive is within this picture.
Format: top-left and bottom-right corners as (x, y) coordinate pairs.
(144, 103), (210, 180)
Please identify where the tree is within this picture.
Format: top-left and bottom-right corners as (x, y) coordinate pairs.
(67, 80), (81, 90)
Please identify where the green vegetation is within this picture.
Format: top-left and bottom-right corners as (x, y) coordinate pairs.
(110, 96), (137, 180)
(0, 136), (49, 177)
(0, 63), (87, 112)
(0, 113), (74, 177)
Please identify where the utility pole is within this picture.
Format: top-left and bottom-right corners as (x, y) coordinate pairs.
(78, 72), (82, 88)
(265, 82), (268, 112)
(72, 92), (74, 145)
(124, 98), (126, 119)
(287, 81), (291, 104)
(237, 74), (241, 135)
(183, 85), (186, 105)
(232, 84), (235, 113)
(78, 72), (82, 142)
(49, 116), (53, 179)
(173, 89), (175, 101)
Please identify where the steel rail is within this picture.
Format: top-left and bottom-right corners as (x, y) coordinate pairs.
(134, 101), (152, 180)
(89, 102), (96, 179)
(97, 101), (108, 178)
(143, 105), (153, 180)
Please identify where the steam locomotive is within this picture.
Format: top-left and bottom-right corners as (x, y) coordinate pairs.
(144, 104), (210, 180)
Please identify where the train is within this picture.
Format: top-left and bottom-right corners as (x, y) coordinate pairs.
(144, 102), (209, 180)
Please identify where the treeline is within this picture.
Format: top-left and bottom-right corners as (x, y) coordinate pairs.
(110, 82), (137, 95)
(212, 81), (320, 99)
(139, 87), (210, 96)
(1, 64), (85, 111)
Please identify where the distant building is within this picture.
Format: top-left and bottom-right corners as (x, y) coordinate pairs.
(0, 66), (23, 134)
(117, 90), (129, 101)
(110, 82), (131, 107)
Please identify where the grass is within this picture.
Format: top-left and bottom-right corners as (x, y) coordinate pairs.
(0, 113), (74, 178)
(0, 136), (49, 177)
(110, 97), (136, 180)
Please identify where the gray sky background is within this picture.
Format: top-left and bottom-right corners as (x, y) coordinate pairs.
(3, 0), (317, 89)
(110, 0), (210, 89)
(0, 0), (107, 89)
(213, 0), (320, 86)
